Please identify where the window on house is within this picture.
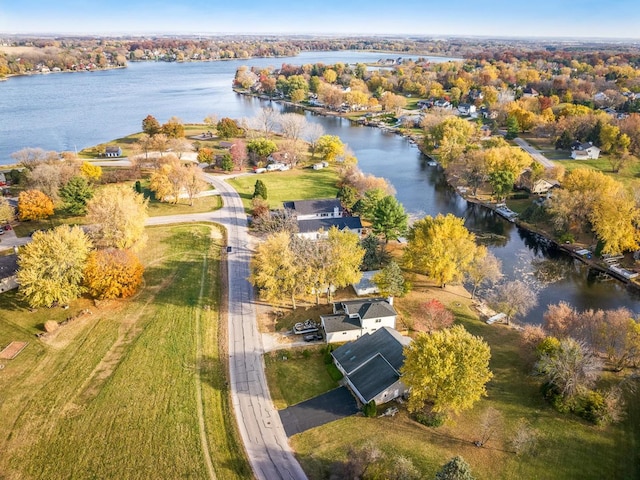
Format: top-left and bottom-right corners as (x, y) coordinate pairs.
(375, 318), (381, 323)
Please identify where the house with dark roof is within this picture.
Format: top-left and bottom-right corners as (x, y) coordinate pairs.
(104, 146), (122, 157)
(321, 297), (397, 343)
(0, 254), (18, 293)
(331, 327), (411, 405)
(284, 198), (363, 240)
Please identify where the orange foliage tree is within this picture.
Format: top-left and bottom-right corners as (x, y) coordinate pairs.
(84, 248), (144, 299)
(18, 189), (54, 221)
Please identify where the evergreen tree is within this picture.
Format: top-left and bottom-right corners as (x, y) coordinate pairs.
(505, 115), (520, 140)
(253, 179), (268, 200)
(435, 456), (475, 480)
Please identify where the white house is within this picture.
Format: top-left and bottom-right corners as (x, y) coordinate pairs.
(0, 255), (18, 293)
(283, 199), (343, 220)
(284, 198), (363, 240)
(571, 141), (600, 160)
(331, 327), (411, 405)
(457, 103), (477, 116)
(104, 146), (122, 157)
(321, 297), (397, 343)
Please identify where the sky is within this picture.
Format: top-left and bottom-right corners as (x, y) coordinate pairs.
(1, 0), (640, 39)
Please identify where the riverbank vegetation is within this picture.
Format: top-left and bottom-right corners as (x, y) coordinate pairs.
(0, 224), (251, 478)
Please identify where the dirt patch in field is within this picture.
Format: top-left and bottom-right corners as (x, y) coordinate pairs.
(0, 341), (28, 359)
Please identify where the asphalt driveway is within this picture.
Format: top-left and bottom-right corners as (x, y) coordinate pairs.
(279, 386), (359, 437)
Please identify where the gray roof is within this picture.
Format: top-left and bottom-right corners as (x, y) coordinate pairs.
(297, 217), (363, 234)
(332, 327), (409, 375)
(352, 270), (381, 294)
(348, 354), (400, 403)
(321, 314), (362, 333)
(0, 254), (18, 280)
(339, 298), (397, 320)
(283, 198), (342, 216)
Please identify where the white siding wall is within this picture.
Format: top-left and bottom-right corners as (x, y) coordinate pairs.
(326, 329), (362, 344)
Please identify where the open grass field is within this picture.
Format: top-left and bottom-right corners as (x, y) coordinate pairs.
(281, 285), (640, 479)
(0, 224), (251, 479)
(228, 167), (340, 212)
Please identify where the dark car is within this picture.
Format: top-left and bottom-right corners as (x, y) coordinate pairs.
(303, 334), (323, 342)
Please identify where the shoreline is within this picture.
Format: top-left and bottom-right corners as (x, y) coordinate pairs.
(236, 88), (640, 293)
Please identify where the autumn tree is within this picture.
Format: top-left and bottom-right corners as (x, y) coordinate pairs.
(161, 118), (185, 138)
(316, 135), (345, 163)
(80, 161), (102, 182)
(250, 231), (309, 309)
(59, 176), (94, 215)
(84, 248), (144, 299)
(25, 161), (78, 202)
(426, 117), (478, 168)
(229, 139), (248, 171)
(86, 184), (148, 250)
(142, 114), (161, 136)
(488, 170), (515, 202)
(324, 227), (365, 303)
(372, 260), (408, 298)
(401, 325), (493, 414)
(0, 197), (14, 224)
(487, 280), (537, 325)
(17, 225), (92, 308)
(371, 195), (408, 243)
(18, 189), (54, 221)
(247, 138), (277, 164)
(216, 117), (242, 139)
(466, 246), (502, 298)
(149, 163), (173, 202)
(420, 299), (455, 332)
(404, 214), (479, 288)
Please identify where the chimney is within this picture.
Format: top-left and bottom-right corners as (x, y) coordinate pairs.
(386, 296), (394, 306)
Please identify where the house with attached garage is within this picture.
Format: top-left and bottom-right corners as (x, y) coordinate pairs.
(321, 297), (397, 343)
(331, 327), (411, 405)
(571, 141), (600, 159)
(283, 198), (363, 240)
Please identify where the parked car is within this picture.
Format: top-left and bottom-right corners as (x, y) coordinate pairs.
(303, 334), (323, 342)
(254, 168), (267, 174)
(0, 227), (4, 235)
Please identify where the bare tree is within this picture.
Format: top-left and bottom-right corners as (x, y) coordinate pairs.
(11, 147), (59, 170)
(475, 407), (502, 447)
(183, 165), (208, 206)
(132, 133), (154, 162)
(280, 112), (307, 144)
(543, 302), (579, 338)
(303, 122), (325, 157)
(487, 280), (537, 325)
(253, 106), (281, 137)
(536, 337), (603, 398)
(510, 419), (538, 455)
(169, 137), (194, 160)
(466, 247), (502, 298)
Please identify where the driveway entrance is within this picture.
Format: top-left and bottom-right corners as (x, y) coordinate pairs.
(279, 386), (359, 437)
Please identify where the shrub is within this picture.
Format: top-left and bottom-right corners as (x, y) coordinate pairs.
(413, 410), (446, 427)
(362, 400), (377, 418)
(559, 232), (575, 244)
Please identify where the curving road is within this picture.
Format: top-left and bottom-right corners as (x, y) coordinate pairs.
(147, 173), (307, 480)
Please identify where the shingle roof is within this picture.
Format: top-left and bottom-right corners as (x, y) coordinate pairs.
(321, 314), (362, 333)
(0, 254), (18, 280)
(348, 354), (399, 403)
(332, 327), (409, 375)
(297, 217), (363, 234)
(340, 298), (397, 320)
(283, 198), (342, 216)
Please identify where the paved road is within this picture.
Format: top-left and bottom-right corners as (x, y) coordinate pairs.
(149, 174), (307, 480)
(512, 137), (555, 169)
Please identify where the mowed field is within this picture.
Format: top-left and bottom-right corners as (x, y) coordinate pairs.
(0, 225), (251, 479)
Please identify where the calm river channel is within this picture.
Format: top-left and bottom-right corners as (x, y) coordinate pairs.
(2, 51), (639, 321)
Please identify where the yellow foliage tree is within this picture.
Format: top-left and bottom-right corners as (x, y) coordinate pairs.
(404, 213), (479, 287)
(401, 325), (493, 414)
(18, 189), (54, 221)
(84, 248), (144, 299)
(80, 161), (103, 182)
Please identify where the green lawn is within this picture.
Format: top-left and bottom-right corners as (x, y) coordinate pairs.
(285, 301), (640, 480)
(228, 167), (340, 212)
(264, 347), (340, 409)
(0, 225), (251, 479)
